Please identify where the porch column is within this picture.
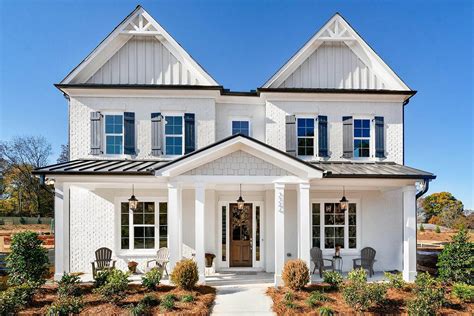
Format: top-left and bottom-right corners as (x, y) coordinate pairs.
(297, 183), (311, 271)
(402, 185), (417, 282)
(168, 182), (182, 272)
(274, 183), (285, 286)
(54, 182), (70, 280)
(195, 183), (206, 284)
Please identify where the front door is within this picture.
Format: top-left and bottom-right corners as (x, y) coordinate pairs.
(230, 203), (253, 267)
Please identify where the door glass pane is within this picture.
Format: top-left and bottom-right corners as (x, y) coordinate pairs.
(256, 206), (260, 261)
(222, 206), (227, 261)
(159, 202), (167, 248)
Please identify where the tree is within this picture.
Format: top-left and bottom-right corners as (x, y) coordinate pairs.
(422, 192), (464, 226)
(57, 144), (69, 163)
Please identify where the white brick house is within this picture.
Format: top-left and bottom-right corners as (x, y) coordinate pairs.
(35, 6), (435, 285)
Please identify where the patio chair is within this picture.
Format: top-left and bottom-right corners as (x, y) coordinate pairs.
(91, 247), (116, 278)
(146, 247), (170, 276)
(353, 247), (376, 277)
(310, 247), (334, 278)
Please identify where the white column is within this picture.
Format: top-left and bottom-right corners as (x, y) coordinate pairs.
(168, 183), (182, 272)
(54, 182), (70, 280)
(297, 183), (311, 271)
(402, 185), (417, 282)
(274, 183), (285, 286)
(195, 183), (206, 284)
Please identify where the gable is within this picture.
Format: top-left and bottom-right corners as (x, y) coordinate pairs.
(183, 150), (293, 176)
(263, 14), (410, 91)
(62, 6), (218, 86)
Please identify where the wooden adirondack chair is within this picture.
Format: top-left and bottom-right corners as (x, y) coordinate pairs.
(310, 247), (334, 277)
(146, 247), (170, 276)
(91, 247), (116, 277)
(353, 247), (376, 277)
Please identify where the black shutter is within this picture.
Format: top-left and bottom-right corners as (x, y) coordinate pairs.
(318, 115), (328, 157)
(286, 115), (296, 156)
(375, 116), (385, 158)
(184, 113), (195, 154)
(342, 116), (353, 158)
(90, 111), (103, 155)
(151, 113), (163, 156)
(124, 112), (135, 155)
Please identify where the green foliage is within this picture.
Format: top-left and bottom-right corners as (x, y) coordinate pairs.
(160, 294), (176, 311)
(46, 297), (84, 316)
(419, 223), (425, 232)
(384, 272), (406, 290)
(435, 225), (441, 233)
(281, 259), (310, 291)
(422, 192), (464, 220)
(57, 273), (81, 297)
(0, 282), (38, 315)
(407, 272), (445, 316)
(6, 231), (49, 286)
(318, 306), (334, 316)
(437, 229), (474, 285)
(306, 290), (329, 308)
(322, 271), (343, 290)
(170, 259), (199, 290)
(181, 294), (195, 303)
(93, 269), (113, 288)
(141, 267), (162, 291)
(283, 290), (296, 309)
(452, 283), (474, 303)
(342, 269), (387, 312)
(94, 269), (130, 304)
(141, 293), (159, 306)
(128, 294), (159, 316)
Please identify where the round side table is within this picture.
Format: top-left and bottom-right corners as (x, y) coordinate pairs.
(333, 256), (343, 273)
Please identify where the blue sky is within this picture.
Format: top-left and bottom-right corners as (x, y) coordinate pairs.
(0, 0), (472, 208)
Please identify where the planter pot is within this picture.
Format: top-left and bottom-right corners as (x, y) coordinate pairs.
(205, 253), (215, 267)
(128, 262), (138, 274)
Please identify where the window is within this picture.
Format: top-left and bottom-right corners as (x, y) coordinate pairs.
(312, 202), (358, 250)
(354, 119), (370, 158)
(105, 115), (123, 154)
(165, 116), (183, 155)
(221, 206), (227, 261)
(256, 206), (261, 261)
(120, 201), (168, 251)
(232, 120), (250, 136)
(297, 118), (315, 156)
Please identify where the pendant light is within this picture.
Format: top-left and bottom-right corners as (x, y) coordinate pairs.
(339, 186), (348, 212)
(237, 184), (245, 210)
(128, 184), (139, 211)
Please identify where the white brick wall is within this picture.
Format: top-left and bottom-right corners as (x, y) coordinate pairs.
(215, 103), (266, 142)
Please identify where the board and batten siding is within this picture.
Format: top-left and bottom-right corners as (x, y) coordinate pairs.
(87, 37), (202, 85)
(278, 42), (386, 90)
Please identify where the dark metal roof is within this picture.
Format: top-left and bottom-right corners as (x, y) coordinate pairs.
(315, 162), (436, 180)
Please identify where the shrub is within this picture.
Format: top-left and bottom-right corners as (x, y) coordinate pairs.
(94, 269), (130, 304)
(283, 290), (296, 309)
(57, 273), (81, 297)
(318, 306), (334, 316)
(347, 268), (367, 283)
(181, 294), (195, 303)
(46, 297), (84, 316)
(141, 293), (159, 306)
(435, 225), (441, 233)
(342, 269), (387, 312)
(93, 269), (113, 288)
(419, 223), (425, 232)
(323, 271), (343, 290)
(452, 283), (474, 303)
(384, 272), (406, 290)
(0, 282), (38, 315)
(407, 272), (445, 316)
(281, 259), (309, 291)
(160, 294), (176, 311)
(306, 290), (329, 308)
(437, 229), (474, 285)
(141, 267), (162, 291)
(128, 302), (148, 316)
(428, 216), (442, 225)
(170, 259), (199, 290)
(6, 231), (49, 286)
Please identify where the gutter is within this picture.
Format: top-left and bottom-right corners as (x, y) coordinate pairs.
(416, 179), (430, 199)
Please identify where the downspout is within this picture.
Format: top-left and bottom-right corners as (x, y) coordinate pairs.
(416, 179), (430, 199)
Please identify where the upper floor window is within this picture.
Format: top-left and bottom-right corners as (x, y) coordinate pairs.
(297, 118), (315, 156)
(354, 119), (370, 158)
(165, 116), (183, 155)
(232, 120), (250, 136)
(105, 115), (123, 155)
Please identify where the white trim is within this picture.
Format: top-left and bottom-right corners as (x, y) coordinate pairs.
(103, 112), (125, 156)
(162, 113), (185, 157)
(295, 115), (318, 160)
(230, 118), (252, 137)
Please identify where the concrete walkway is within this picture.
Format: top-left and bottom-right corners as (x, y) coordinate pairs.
(208, 272), (275, 315)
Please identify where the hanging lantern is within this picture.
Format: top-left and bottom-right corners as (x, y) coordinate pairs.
(237, 184), (245, 210)
(339, 186), (348, 212)
(129, 184), (139, 211)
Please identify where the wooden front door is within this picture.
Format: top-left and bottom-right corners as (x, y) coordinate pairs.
(230, 203), (253, 267)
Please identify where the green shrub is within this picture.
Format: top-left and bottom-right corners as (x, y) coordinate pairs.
(46, 297), (84, 316)
(141, 293), (159, 306)
(0, 282), (38, 315)
(306, 290), (329, 308)
(128, 302), (148, 316)
(452, 283), (474, 303)
(342, 269), (387, 312)
(407, 272), (445, 316)
(281, 259), (310, 291)
(141, 267), (162, 291)
(419, 223), (425, 232)
(323, 271), (343, 290)
(318, 306), (334, 316)
(347, 268), (367, 283)
(283, 290), (296, 309)
(160, 294), (176, 311)
(170, 259), (199, 290)
(384, 272), (406, 290)
(437, 229), (474, 285)
(435, 225), (441, 233)
(6, 231), (49, 286)
(93, 269), (113, 288)
(94, 269), (130, 304)
(181, 294), (195, 303)
(57, 273), (81, 297)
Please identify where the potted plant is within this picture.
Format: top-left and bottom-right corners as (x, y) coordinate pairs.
(128, 261), (138, 273)
(205, 253), (215, 267)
